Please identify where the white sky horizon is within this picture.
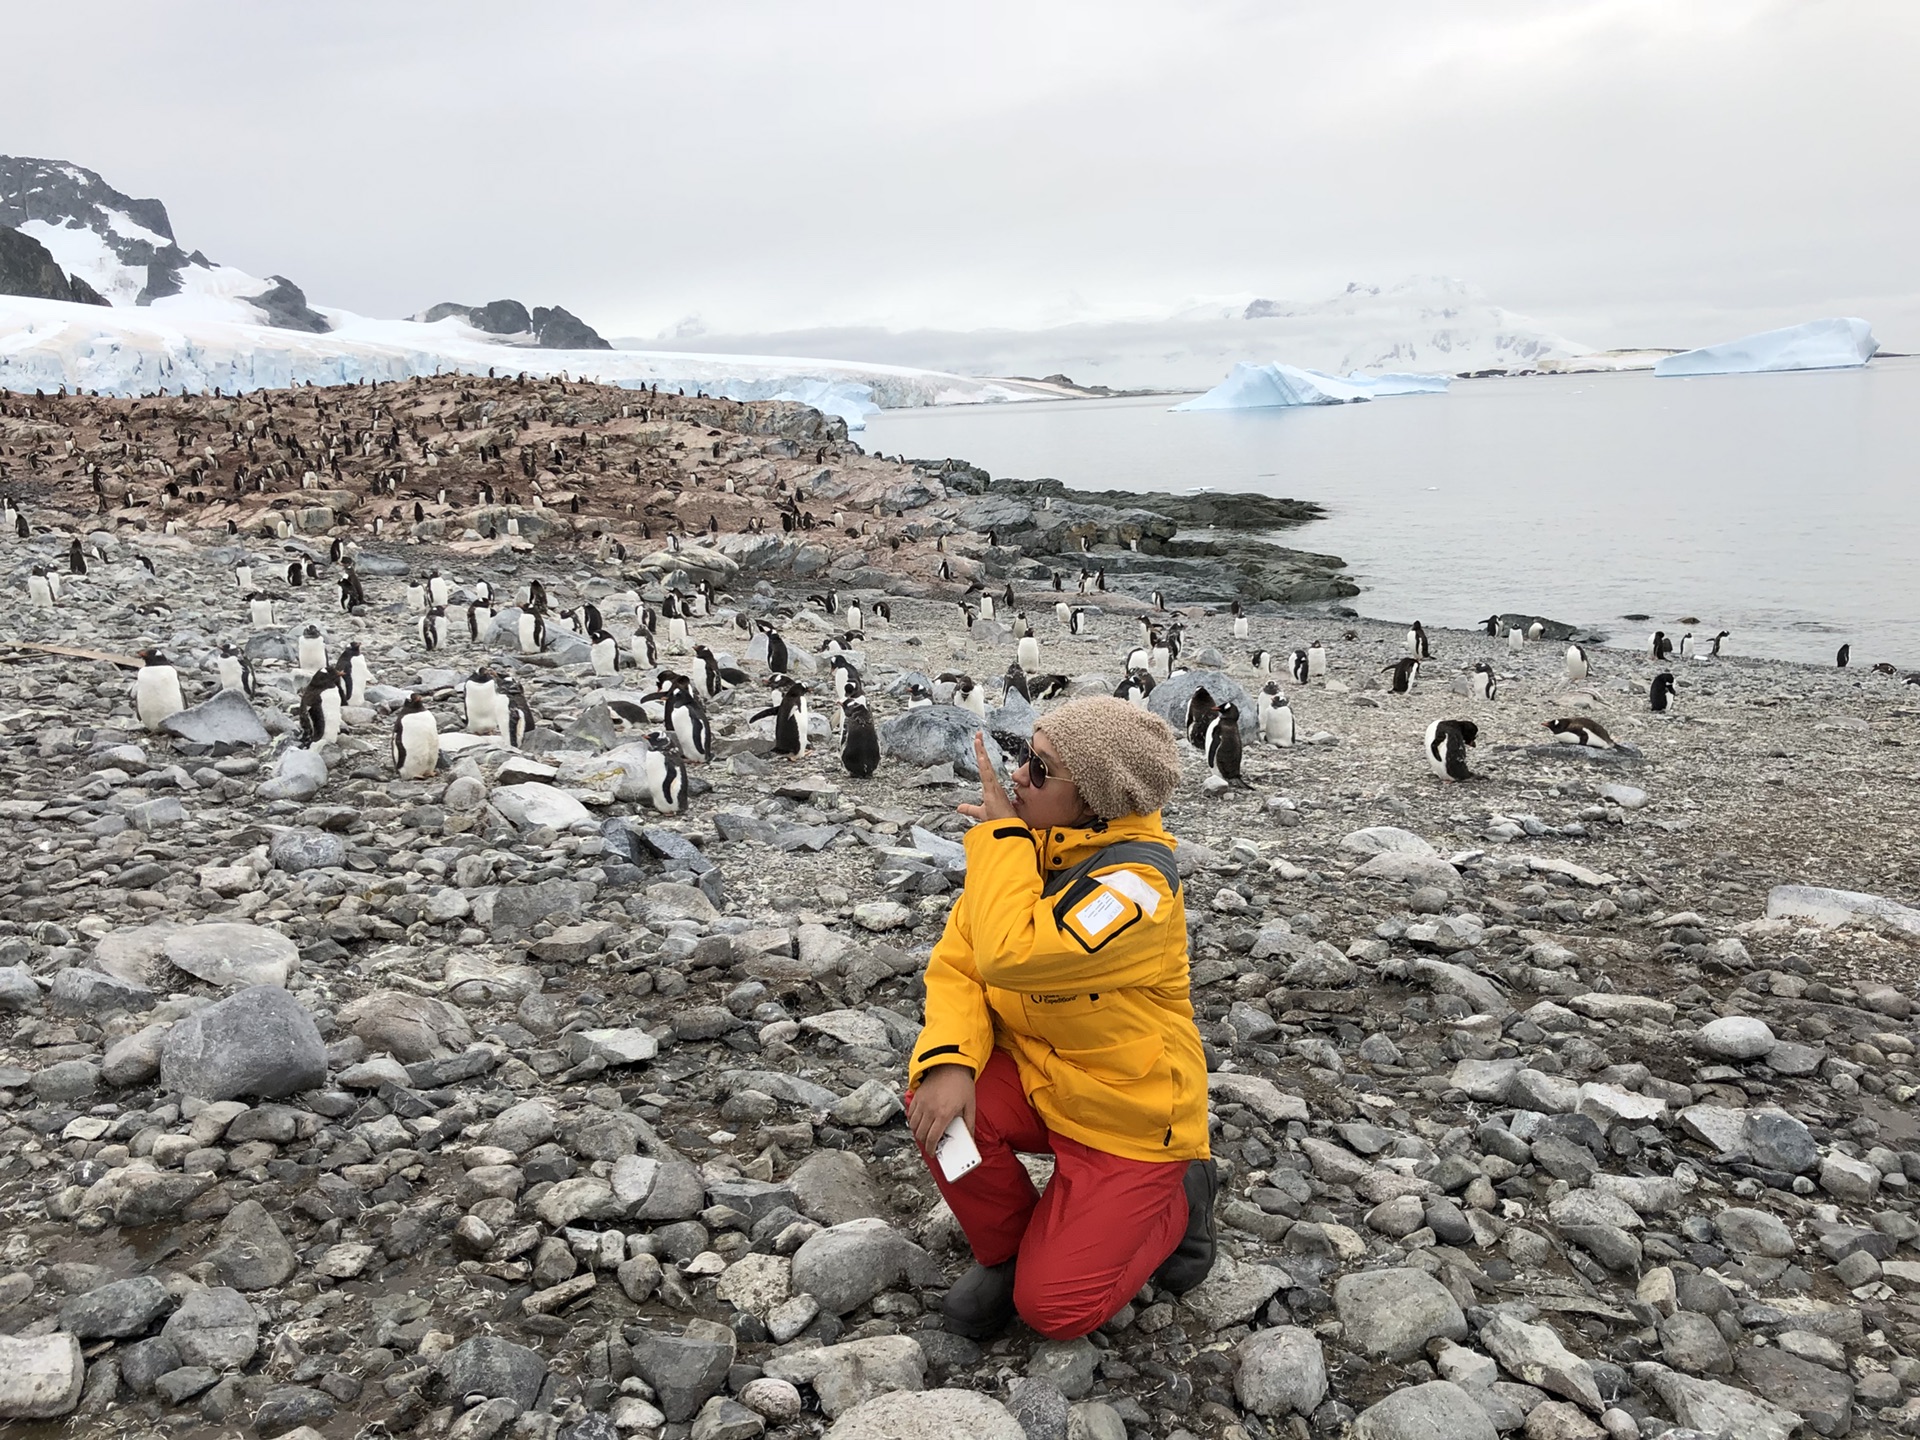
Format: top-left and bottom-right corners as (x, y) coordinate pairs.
(7, 1), (1917, 352)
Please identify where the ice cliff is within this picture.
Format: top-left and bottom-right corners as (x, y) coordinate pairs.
(1173, 362), (1450, 410)
(1654, 317), (1878, 377)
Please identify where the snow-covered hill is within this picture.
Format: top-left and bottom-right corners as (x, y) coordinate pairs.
(0, 295), (1066, 428)
(639, 277), (1595, 392)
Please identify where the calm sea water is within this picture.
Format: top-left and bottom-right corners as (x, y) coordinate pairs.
(859, 358), (1920, 666)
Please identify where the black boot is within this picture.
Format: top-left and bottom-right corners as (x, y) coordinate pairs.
(941, 1259), (1017, 1338)
(1151, 1158), (1219, 1295)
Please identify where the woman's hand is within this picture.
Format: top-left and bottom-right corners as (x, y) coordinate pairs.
(908, 1063), (978, 1153)
(957, 732), (1017, 823)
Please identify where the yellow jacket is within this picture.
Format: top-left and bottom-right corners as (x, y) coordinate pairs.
(908, 811), (1211, 1164)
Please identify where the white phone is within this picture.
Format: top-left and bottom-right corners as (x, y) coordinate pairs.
(935, 1114), (982, 1182)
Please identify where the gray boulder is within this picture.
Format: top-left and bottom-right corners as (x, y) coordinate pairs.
(879, 704), (1004, 779)
(58, 1276), (174, 1339)
(0, 1333), (84, 1419)
(789, 1218), (941, 1315)
(439, 1336), (548, 1409)
(259, 745), (327, 801)
(161, 1287), (259, 1370)
(1332, 1268), (1467, 1362)
(159, 688), (268, 748)
(159, 985), (327, 1100)
(1235, 1326), (1328, 1416)
(268, 829), (347, 873)
(1146, 669), (1255, 732)
(205, 1200), (298, 1291)
(628, 1321), (735, 1422)
(824, 1389), (1022, 1439)
(1352, 1380), (1498, 1440)
(0, 963), (38, 1010)
(164, 923), (298, 989)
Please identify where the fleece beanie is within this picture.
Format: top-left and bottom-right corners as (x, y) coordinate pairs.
(1035, 696), (1182, 820)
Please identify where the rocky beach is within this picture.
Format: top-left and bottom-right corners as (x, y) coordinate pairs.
(3, 375), (1920, 1440)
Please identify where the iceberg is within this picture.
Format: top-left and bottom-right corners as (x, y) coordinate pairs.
(0, 296), (1061, 430)
(1653, 317), (1878, 377)
(1174, 362), (1449, 410)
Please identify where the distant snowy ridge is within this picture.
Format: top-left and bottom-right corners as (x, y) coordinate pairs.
(1174, 363), (1449, 410)
(0, 295), (1064, 428)
(1653, 318), (1878, 377)
(637, 276), (1593, 392)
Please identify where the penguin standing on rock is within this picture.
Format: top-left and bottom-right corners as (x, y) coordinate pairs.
(1507, 626), (1524, 653)
(841, 695), (880, 777)
(941, 673), (987, 721)
(299, 669), (343, 747)
(464, 667), (504, 735)
(26, 566), (55, 607)
(1565, 644), (1589, 684)
(501, 678), (536, 747)
(1679, 631), (1696, 661)
(132, 649), (186, 731)
(1837, 643), (1851, 669)
(216, 642), (254, 698)
(1306, 640), (1327, 679)
(1649, 672), (1678, 712)
(1482, 615), (1502, 638)
(298, 625), (327, 678)
(1248, 649), (1273, 675)
(752, 681), (812, 758)
(1288, 648), (1309, 684)
(589, 625), (619, 677)
(1468, 661), (1497, 700)
(1002, 662), (1030, 704)
(1425, 718), (1477, 782)
(1017, 624), (1040, 673)
(340, 642), (372, 707)
(1231, 601), (1249, 640)
(1407, 621), (1430, 659)
(757, 620), (789, 676)
(1258, 683), (1294, 746)
(1707, 630), (1731, 658)
(657, 680), (713, 764)
(638, 733), (690, 814)
(392, 694), (440, 779)
(249, 592), (277, 628)
(1384, 657), (1419, 694)
(1205, 702), (1245, 785)
(518, 605), (546, 654)
(1185, 687), (1220, 750)
(419, 606), (448, 651)
(1650, 630), (1673, 662)
(467, 599), (494, 643)
(1114, 668), (1155, 707)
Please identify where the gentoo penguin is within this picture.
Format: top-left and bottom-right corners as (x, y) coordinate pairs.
(405, 579), (426, 613)
(845, 599), (863, 636)
(1030, 673), (1071, 700)
(392, 694), (440, 779)
(589, 625), (619, 676)
(1707, 630), (1730, 657)
(758, 620), (789, 675)
(419, 606), (448, 650)
(428, 571), (452, 607)
(752, 682), (812, 758)
(1482, 615), (1501, 638)
(215, 642), (254, 698)
(1425, 718), (1477, 782)
(1527, 621), (1544, 641)
(1544, 717), (1615, 748)
(841, 695), (881, 778)
(1649, 671), (1678, 712)
(249, 592), (276, 628)
(1115, 668), (1155, 708)
(501, 678), (536, 747)
(132, 649), (186, 731)
(1249, 648), (1273, 674)
(872, 600), (891, 626)
(1836, 643), (1851, 669)
(1002, 662), (1030, 704)
(339, 642), (372, 706)
(298, 625), (327, 677)
(829, 653), (865, 709)
(637, 732), (690, 815)
(286, 561), (304, 587)
(1469, 660), (1497, 700)
(1507, 626), (1524, 653)
(298, 668), (343, 747)
(693, 644), (748, 698)
(1678, 631), (1696, 661)
(1407, 621), (1430, 659)
(977, 589), (995, 622)
(1055, 600), (1073, 628)
(942, 673), (987, 721)
(1068, 607), (1089, 636)
(1649, 630), (1673, 662)
(235, 563), (254, 592)
(1185, 687), (1220, 750)
(1231, 601), (1249, 640)
(464, 667), (504, 735)
(518, 607), (546, 653)
(1257, 683), (1294, 746)
(467, 600), (494, 643)
(657, 681), (712, 764)
(26, 566), (55, 607)
(1288, 648), (1309, 684)
(338, 571), (366, 611)
(1384, 657), (1419, 694)
(629, 626), (659, 669)
(473, 579), (493, 605)
(1148, 628), (1173, 680)
(68, 537), (86, 575)
(1565, 644), (1589, 684)
(903, 680), (933, 709)
(664, 594), (690, 653)
(1205, 703), (1244, 785)
(1017, 627), (1040, 672)
(1306, 640), (1327, 679)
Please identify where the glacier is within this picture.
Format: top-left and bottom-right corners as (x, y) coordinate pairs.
(0, 296), (1061, 429)
(1653, 317), (1878, 377)
(1174, 362), (1450, 411)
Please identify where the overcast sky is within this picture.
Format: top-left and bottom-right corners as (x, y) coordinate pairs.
(9, 0), (1918, 349)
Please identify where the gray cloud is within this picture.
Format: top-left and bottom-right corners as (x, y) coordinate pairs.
(8, 0), (1916, 349)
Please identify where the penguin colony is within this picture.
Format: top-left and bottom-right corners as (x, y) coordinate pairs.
(7, 375), (1914, 843)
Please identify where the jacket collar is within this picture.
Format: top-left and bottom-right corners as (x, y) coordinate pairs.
(1032, 810), (1173, 875)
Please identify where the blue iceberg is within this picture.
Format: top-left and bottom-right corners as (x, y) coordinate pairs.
(1653, 317), (1878, 377)
(1175, 362), (1450, 410)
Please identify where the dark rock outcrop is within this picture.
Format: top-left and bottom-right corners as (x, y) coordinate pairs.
(0, 225), (107, 305)
(418, 299), (610, 350)
(247, 276), (330, 333)
(532, 305), (611, 350)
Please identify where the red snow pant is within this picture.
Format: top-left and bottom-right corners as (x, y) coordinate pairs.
(911, 1048), (1190, 1340)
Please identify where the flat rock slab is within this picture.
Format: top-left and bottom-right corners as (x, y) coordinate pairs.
(1767, 884), (1920, 936)
(164, 923), (298, 989)
(159, 688), (270, 747)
